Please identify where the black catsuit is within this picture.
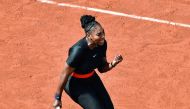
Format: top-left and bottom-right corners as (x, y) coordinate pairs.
(64, 37), (114, 109)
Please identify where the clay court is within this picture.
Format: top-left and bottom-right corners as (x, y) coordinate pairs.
(0, 0), (190, 109)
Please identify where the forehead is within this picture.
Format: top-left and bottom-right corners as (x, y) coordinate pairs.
(92, 24), (104, 33)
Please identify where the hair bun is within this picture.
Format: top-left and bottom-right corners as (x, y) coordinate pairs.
(80, 15), (95, 29)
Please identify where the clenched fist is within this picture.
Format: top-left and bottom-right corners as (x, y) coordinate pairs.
(112, 55), (123, 67)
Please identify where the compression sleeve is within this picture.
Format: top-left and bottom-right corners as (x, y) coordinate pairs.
(66, 46), (83, 68)
(98, 41), (108, 68)
(102, 41), (107, 57)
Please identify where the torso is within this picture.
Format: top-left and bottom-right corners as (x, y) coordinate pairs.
(66, 37), (107, 74)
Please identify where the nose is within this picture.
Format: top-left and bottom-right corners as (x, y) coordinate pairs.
(100, 34), (105, 40)
(99, 36), (105, 42)
(98, 38), (105, 45)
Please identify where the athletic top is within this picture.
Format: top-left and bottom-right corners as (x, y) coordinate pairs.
(66, 37), (107, 74)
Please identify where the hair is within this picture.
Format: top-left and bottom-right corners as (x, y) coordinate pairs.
(80, 15), (99, 34)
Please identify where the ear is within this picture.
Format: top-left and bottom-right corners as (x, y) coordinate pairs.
(86, 33), (92, 39)
(86, 32), (90, 37)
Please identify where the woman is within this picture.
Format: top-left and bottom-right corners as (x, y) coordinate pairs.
(53, 15), (123, 109)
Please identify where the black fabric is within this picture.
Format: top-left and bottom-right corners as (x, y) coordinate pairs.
(64, 73), (114, 109)
(66, 37), (107, 74)
(64, 37), (113, 109)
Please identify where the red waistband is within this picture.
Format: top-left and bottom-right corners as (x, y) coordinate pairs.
(71, 71), (95, 78)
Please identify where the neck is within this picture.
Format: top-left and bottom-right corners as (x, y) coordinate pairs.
(85, 37), (97, 49)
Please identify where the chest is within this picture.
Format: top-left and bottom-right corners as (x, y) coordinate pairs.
(81, 48), (104, 67)
(87, 48), (103, 61)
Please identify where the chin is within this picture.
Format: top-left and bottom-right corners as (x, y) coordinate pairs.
(98, 41), (104, 46)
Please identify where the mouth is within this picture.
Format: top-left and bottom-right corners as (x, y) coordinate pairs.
(98, 40), (105, 45)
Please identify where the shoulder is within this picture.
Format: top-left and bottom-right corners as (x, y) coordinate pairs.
(68, 37), (88, 55)
(101, 40), (107, 50)
(104, 40), (107, 47)
(66, 38), (88, 68)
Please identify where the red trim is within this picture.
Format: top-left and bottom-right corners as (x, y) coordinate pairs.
(71, 71), (95, 78)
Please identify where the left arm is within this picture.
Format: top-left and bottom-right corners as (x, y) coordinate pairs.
(98, 55), (123, 73)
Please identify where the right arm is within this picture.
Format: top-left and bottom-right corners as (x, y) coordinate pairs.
(56, 63), (75, 98)
(53, 46), (83, 108)
(53, 63), (75, 108)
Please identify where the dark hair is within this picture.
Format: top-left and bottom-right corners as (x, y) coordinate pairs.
(80, 15), (98, 33)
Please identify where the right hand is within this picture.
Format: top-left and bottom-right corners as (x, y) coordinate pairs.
(53, 99), (62, 109)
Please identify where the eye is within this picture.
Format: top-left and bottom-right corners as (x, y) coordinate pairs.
(97, 32), (102, 36)
(96, 30), (105, 37)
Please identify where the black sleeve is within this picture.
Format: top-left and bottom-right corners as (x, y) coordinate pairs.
(66, 46), (83, 68)
(102, 41), (107, 57)
(98, 41), (108, 68)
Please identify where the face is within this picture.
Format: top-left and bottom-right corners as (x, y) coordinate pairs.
(89, 24), (105, 46)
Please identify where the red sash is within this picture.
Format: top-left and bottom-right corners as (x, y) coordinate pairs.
(71, 71), (95, 78)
